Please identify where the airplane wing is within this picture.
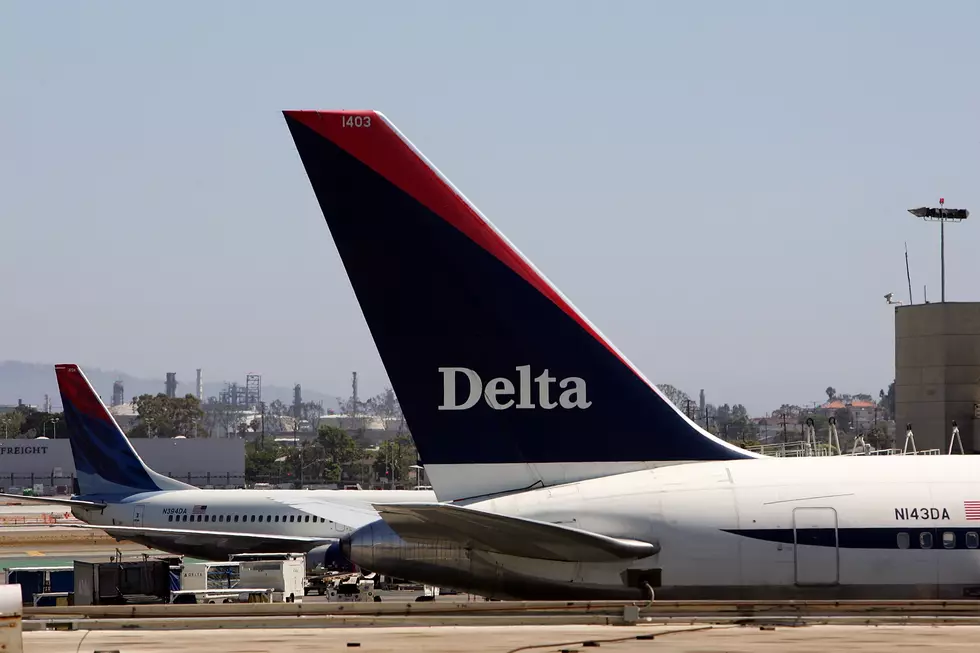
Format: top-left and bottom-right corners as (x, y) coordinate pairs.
(374, 503), (659, 563)
(265, 496), (380, 530)
(62, 523), (333, 552)
(0, 493), (106, 509)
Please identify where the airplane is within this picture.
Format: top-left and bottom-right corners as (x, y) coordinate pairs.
(1, 363), (436, 563)
(283, 108), (980, 601)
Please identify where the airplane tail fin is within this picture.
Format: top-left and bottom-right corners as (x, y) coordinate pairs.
(283, 110), (758, 502)
(56, 364), (193, 496)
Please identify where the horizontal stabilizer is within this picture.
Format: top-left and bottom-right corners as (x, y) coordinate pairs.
(0, 493), (106, 509)
(374, 503), (659, 563)
(266, 496), (381, 530)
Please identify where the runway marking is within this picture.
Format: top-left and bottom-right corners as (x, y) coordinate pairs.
(26, 550), (45, 557)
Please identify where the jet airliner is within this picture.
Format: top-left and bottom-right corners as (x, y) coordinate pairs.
(3, 364), (435, 563)
(283, 108), (980, 600)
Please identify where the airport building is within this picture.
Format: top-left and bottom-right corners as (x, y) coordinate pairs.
(0, 437), (245, 493)
(894, 302), (980, 453)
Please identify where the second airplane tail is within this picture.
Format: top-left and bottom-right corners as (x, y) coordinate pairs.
(56, 364), (193, 496)
(283, 110), (757, 501)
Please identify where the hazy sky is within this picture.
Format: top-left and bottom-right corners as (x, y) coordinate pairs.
(3, 1), (979, 414)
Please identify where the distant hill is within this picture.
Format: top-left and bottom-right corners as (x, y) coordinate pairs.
(0, 361), (344, 411)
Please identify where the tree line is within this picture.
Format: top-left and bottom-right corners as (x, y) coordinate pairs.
(245, 425), (420, 488)
(0, 407), (66, 439)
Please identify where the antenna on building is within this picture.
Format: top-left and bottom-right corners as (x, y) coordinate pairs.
(904, 242), (913, 306)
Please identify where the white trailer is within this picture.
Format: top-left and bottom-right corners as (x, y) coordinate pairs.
(179, 562), (240, 592)
(239, 559), (305, 603)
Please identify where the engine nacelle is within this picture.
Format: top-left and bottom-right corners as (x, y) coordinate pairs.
(341, 519), (646, 600)
(305, 541), (352, 574)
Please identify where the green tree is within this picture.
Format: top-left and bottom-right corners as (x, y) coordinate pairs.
(715, 403), (732, 428)
(373, 435), (418, 487)
(884, 381), (895, 419)
(131, 393), (205, 438)
(314, 425), (362, 482)
(0, 410), (26, 438)
(18, 410), (66, 438)
(726, 404), (756, 439)
(245, 439), (286, 483)
(825, 387), (837, 402)
(657, 384), (693, 414)
(833, 407), (852, 432)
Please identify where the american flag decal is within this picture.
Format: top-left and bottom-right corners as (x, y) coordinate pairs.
(965, 501), (980, 520)
(192, 505), (208, 515)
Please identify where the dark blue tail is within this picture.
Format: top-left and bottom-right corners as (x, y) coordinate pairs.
(283, 111), (756, 498)
(56, 364), (193, 496)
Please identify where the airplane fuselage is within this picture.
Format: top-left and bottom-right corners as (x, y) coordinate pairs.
(345, 455), (980, 600)
(73, 489), (434, 560)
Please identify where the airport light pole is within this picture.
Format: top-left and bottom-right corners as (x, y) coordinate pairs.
(908, 199), (970, 303)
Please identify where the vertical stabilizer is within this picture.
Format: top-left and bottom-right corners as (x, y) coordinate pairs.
(283, 110), (758, 501)
(56, 364), (193, 495)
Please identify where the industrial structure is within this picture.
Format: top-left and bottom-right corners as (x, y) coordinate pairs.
(894, 302), (980, 454)
(111, 380), (124, 407)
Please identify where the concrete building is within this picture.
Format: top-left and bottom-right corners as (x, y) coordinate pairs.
(0, 437), (245, 493)
(895, 302), (980, 453)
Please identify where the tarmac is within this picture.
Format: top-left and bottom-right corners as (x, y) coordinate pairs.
(22, 624), (980, 652)
(6, 512), (980, 652)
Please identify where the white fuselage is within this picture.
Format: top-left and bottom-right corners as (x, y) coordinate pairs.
(349, 455), (980, 599)
(74, 488), (436, 559)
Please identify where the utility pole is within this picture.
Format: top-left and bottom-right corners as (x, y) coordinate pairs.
(260, 401), (266, 446)
(781, 412), (788, 444)
(293, 399), (302, 488)
(908, 200), (970, 303)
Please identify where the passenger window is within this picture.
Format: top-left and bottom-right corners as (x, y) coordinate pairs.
(197, 515), (203, 522)
(168, 515), (174, 522)
(219, 515), (224, 522)
(182, 515), (187, 522)
(968, 532), (979, 549)
(897, 532), (909, 549)
(920, 532), (933, 549)
(304, 515), (310, 523)
(234, 515), (239, 523)
(226, 515), (231, 522)
(943, 532), (956, 549)
(267, 515), (272, 522)
(250, 515), (256, 522)
(211, 515), (217, 522)
(289, 515), (295, 523)
(275, 515), (279, 523)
